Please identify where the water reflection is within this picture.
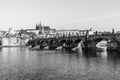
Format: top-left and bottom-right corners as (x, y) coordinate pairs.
(0, 48), (120, 79)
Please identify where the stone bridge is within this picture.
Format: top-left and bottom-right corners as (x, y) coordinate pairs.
(43, 34), (120, 44)
(56, 34), (112, 42)
(53, 34), (120, 49)
(27, 33), (120, 50)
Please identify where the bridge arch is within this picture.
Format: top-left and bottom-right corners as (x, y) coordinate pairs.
(91, 37), (109, 42)
(74, 38), (82, 43)
(88, 37), (110, 49)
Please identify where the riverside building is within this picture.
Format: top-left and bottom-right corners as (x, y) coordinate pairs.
(55, 29), (94, 37)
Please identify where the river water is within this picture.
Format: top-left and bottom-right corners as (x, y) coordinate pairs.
(0, 47), (120, 80)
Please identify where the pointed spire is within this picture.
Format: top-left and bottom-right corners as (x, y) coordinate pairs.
(43, 24), (44, 27)
(40, 21), (42, 27)
(36, 24), (39, 29)
(112, 28), (115, 35)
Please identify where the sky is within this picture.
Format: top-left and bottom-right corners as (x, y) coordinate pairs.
(0, 0), (120, 31)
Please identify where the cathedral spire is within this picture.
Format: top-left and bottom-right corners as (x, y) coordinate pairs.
(40, 21), (42, 27)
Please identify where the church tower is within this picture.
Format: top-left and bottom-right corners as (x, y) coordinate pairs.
(36, 21), (42, 30)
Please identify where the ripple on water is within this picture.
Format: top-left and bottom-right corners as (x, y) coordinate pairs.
(0, 48), (119, 80)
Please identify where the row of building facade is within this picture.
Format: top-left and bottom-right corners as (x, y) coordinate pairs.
(14, 22), (94, 38)
(0, 22), (115, 39)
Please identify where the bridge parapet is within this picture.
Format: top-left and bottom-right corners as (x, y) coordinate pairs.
(88, 35), (112, 41)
